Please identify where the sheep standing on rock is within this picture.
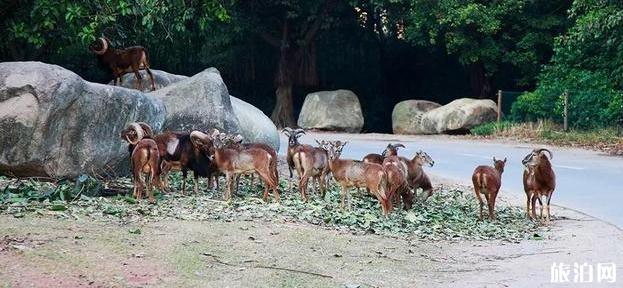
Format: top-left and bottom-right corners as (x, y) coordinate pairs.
(89, 37), (156, 91)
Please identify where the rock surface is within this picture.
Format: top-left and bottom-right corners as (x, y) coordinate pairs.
(230, 96), (280, 150)
(0, 61), (165, 178)
(421, 98), (498, 134)
(114, 68), (280, 150)
(392, 100), (442, 134)
(392, 98), (498, 134)
(297, 90), (364, 133)
(150, 67), (240, 133)
(108, 69), (188, 92)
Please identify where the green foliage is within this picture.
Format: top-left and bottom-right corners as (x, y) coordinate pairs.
(403, 0), (569, 85)
(1, 175), (538, 242)
(0, 175), (101, 205)
(470, 121), (513, 136)
(513, 0), (623, 129)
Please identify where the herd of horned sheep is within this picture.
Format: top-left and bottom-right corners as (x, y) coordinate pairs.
(121, 123), (556, 224)
(88, 36), (556, 224)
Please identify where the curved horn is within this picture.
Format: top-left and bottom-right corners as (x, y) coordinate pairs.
(294, 128), (306, 135)
(92, 37), (108, 55)
(393, 143), (405, 149)
(190, 131), (209, 147)
(282, 127), (293, 136)
(536, 148), (553, 159)
(137, 122), (153, 137)
(126, 123), (144, 145)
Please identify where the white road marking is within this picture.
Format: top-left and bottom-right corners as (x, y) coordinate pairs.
(554, 165), (585, 170)
(459, 153), (492, 160)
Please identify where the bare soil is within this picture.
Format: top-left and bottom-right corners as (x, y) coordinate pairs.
(1, 198), (621, 288)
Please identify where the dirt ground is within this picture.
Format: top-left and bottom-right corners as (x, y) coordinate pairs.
(1, 197), (621, 287)
(1, 133), (622, 287)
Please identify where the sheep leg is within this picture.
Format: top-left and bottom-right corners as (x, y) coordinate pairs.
(299, 171), (311, 201)
(530, 194), (538, 221)
(181, 169), (188, 194)
(136, 174), (145, 202)
(256, 168), (274, 202)
(132, 65), (143, 91)
(145, 67), (156, 91)
(193, 172), (199, 195)
(318, 172), (327, 197)
(339, 184), (348, 209)
(525, 193), (532, 219)
(474, 187), (484, 221)
(545, 192), (553, 223)
(487, 191), (497, 220)
(225, 172), (233, 202)
(147, 174), (155, 204)
(288, 166), (293, 192)
(234, 174), (241, 195)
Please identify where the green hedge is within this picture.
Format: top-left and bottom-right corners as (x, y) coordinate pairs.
(511, 68), (623, 129)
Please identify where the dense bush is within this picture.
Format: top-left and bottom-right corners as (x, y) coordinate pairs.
(512, 0), (623, 129)
(512, 68), (623, 129)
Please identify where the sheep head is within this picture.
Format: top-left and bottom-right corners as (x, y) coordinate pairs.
(89, 37), (109, 55)
(282, 127), (305, 147)
(120, 123), (144, 145)
(382, 143), (405, 157)
(492, 157), (508, 173)
(414, 150), (434, 167)
(522, 148), (552, 167)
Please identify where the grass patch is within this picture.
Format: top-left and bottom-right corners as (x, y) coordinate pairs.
(470, 120), (623, 154)
(0, 175), (538, 242)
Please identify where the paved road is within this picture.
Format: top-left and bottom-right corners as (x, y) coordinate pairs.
(279, 132), (623, 228)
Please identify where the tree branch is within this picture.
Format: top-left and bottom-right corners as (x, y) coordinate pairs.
(257, 30), (281, 48)
(302, 0), (336, 46)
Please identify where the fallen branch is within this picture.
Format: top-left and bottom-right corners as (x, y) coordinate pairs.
(202, 253), (333, 279)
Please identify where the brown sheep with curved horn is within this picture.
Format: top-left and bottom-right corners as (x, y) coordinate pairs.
(89, 37), (156, 91)
(363, 143), (406, 165)
(283, 127), (310, 190)
(120, 123), (161, 203)
(522, 148), (556, 223)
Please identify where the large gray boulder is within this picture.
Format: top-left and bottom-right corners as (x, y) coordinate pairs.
(149, 68), (240, 133)
(0, 62), (165, 178)
(108, 69), (188, 92)
(116, 68), (279, 150)
(421, 98), (498, 133)
(392, 100), (442, 134)
(392, 98), (498, 134)
(297, 90), (364, 133)
(230, 96), (280, 150)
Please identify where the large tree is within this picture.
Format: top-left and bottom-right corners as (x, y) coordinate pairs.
(512, 0), (623, 128)
(235, 0), (339, 127)
(403, 0), (569, 98)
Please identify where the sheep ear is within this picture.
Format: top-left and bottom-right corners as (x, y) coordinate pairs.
(493, 157), (497, 162)
(503, 157), (507, 163)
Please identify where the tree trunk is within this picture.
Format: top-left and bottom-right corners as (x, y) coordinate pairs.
(469, 62), (492, 98)
(270, 84), (295, 128)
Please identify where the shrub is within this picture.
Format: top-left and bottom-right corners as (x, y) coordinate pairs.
(511, 68), (623, 129)
(470, 121), (513, 136)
